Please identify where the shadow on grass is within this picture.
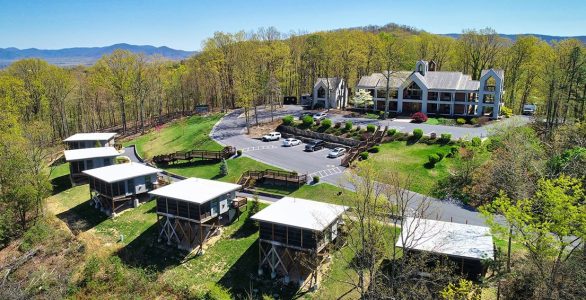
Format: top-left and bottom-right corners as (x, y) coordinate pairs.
(56, 199), (108, 234)
(217, 241), (303, 299)
(51, 175), (72, 195)
(115, 223), (187, 272)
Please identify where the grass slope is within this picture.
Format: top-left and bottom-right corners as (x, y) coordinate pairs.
(359, 141), (455, 196)
(123, 114), (223, 159)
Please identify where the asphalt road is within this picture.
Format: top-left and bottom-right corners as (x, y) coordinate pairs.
(210, 106), (496, 225)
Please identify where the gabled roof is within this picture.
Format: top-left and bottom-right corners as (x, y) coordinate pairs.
(63, 132), (117, 142)
(315, 77), (342, 90)
(481, 69), (504, 80)
(63, 147), (119, 161)
(396, 217), (494, 260)
(83, 163), (160, 183)
(356, 71), (411, 89)
(149, 177), (241, 204)
(251, 197), (348, 231)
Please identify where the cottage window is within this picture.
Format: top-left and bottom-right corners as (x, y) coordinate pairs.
(317, 86), (326, 98)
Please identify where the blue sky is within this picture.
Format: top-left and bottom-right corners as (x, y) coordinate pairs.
(0, 0), (584, 50)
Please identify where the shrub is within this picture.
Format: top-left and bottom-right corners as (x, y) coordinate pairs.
(470, 118), (479, 125)
(366, 124), (376, 132)
(344, 121), (353, 131)
(427, 154), (440, 167)
(437, 152), (445, 161)
(447, 145), (460, 157)
(379, 111), (385, 118)
(302, 115), (314, 127)
(321, 118), (333, 129)
(471, 137), (482, 147)
(411, 112), (428, 123)
(412, 128), (423, 139)
(478, 116), (490, 126)
(368, 146), (380, 153)
(219, 159), (228, 176)
(355, 125), (361, 132)
(236, 149), (242, 156)
(334, 122), (342, 129)
(500, 106), (513, 118)
(282, 115), (294, 125)
(440, 133), (452, 143)
(387, 129), (397, 136)
(313, 175), (320, 184)
(359, 152), (369, 160)
(456, 118), (466, 125)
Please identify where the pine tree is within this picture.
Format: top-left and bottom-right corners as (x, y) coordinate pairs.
(219, 158), (228, 176)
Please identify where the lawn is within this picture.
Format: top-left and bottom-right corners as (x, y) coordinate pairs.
(123, 114), (224, 159)
(164, 156), (281, 183)
(358, 141), (456, 196)
(425, 117), (457, 126)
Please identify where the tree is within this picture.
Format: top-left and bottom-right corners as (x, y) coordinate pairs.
(219, 158), (228, 176)
(350, 89), (373, 108)
(456, 28), (505, 80)
(482, 176), (586, 299)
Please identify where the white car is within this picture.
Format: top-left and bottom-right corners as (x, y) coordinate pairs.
(282, 138), (301, 147)
(328, 147), (347, 158)
(313, 112), (327, 121)
(262, 132), (281, 141)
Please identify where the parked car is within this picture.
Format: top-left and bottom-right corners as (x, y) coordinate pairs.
(328, 147), (347, 158)
(282, 138), (301, 147)
(523, 104), (537, 115)
(305, 139), (325, 151)
(313, 112), (327, 121)
(262, 132), (281, 141)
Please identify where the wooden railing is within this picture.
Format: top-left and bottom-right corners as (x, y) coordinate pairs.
(152, 146), (236, 165)
(237, 169), (308, 188)
(341, 126), (386, 167)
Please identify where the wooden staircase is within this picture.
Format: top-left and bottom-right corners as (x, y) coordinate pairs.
(341, 125), (387, 167)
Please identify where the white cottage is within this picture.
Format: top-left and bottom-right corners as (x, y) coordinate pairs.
(63, 132), (117, 149)
(83, 163), (161, 216)
(312, 77), (348, 109)
(356, 60), (505, 118)
(63, 147), (120, 182)
(150, 178), (244, 251)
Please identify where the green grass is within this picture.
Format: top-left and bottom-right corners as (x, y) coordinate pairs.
(425, 117), (457, 126)
(164, 156), (282, 183)
(123, 114), (224, 158)
(358, 141), (456, 196)
(49, 162), (70, 180)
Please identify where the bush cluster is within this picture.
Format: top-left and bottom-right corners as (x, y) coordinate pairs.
(321, 118), (333, 129)
(344, 121), (353, 131)
(440, 133), (452, 143)
(312, 175), (320, 184)
(368, 146), (380, 153)
(282, 115), (294, 125)
(428, 154), (440, 167)
(334, 122), (342, 129)
(411, 112), (428, 123)
(387, 129), (397, 136)
(412, 128), (423, 139)
(500, 106), (513, 117)
(456, 118), (466, 125)
(302, 115), (313, 127)
(366, 124), (376, 132)
(359, 151), (369, 160)
(471, 137), (482, 147)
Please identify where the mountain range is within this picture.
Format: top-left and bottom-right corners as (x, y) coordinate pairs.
(0, 43), (196, 68)
(444, 33), (586, 44)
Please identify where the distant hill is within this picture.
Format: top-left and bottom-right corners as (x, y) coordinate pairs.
(0, 43), (196, 68)
(444, 33), (586, 44)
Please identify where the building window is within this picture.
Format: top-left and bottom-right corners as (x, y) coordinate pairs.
(468, 93), (478, 102)
(428, 92), (438, 101)
(454, 104), (466, 115)
(455, 93), (466, 101)
(439, 104), (451, 114)
(427, 103), (438, 114)
(440, 92), (452, 102)
(404, 82), (422, 100)
(317, 87), (326, 98)
(483, 94), (495, 103)
(484, 76), (497, 91)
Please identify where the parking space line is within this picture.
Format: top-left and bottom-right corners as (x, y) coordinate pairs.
(241, 145), (277, 152)
(309, 167), (342, 179)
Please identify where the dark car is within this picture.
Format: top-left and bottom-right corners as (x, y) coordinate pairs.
(305, 139), (325, 152)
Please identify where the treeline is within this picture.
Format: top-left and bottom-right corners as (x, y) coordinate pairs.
(1, 26), (585, 142)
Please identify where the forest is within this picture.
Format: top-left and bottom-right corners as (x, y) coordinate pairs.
(0, 24), (585, 299)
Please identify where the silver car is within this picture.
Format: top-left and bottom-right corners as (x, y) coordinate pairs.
(282, 138), (301, 147)
(328, 147), (346, 158)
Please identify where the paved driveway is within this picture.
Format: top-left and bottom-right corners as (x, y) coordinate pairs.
(211, 106), (494, 225)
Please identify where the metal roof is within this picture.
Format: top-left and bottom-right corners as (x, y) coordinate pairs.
(396, 217), (494, 260)
(63, 147), (120, 161)
(251, 197), (348, 231)
(149, 177), (241, 204)
(83, 163), (160, 183)
(63, 132), (117, 142)
(315, 77), (342, 90)
(356, 71), (410, 89)
(481, 69), (505, 80)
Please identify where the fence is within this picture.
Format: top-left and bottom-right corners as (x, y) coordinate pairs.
(237, 169), (308, 188)
(152, 146), (236, 165)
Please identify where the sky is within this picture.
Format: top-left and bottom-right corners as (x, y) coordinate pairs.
(1, 0), (585, 51)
